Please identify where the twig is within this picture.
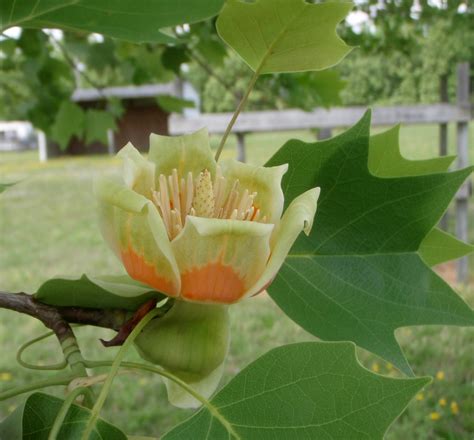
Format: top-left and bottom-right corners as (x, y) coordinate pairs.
(0, 291), (129, 331)
(48, 33), (107, 99)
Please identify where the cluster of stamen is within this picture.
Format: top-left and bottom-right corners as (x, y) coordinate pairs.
(152, 167), (264, 239)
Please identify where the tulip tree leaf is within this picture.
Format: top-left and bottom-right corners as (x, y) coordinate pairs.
(163, 342), (430, 440)
(216, 0), (353, 74)
(0, 392), (126, 439)
(84, 109), (116, 146)
(368, 125), (455, 178)
(369, 125), (471, 266)
(0, 0), (225, 43)
(266, 111), (474, 375)
(35, 274), (164, 311)
(419, 228), (474, 267)
(50, 101), (85, 150)
(156, 95), (195, 114)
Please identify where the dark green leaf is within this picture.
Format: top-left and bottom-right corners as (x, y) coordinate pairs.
(35, 274), (164, 310)
(163, 342), (430, 439)
(266, 111), (474, 375)
(161, 46), (190, 75)
(85, 40), (117, 73)
(0, 39), (17, 57)
(50, 101), (85, 150)
(216, 0), (353, 74)
(84, 109), (116, 145)
(107, 97), (126, 118)
(0, 392), (126, 439)
(369, 124), (471, 267)
(1, 0), (225, 43)
(156, 95), (195, 114)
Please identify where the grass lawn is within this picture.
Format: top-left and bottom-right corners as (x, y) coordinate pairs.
(0, 123), (473, 438)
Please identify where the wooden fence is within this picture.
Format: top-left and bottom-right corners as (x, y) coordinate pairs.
(170, 63), (472, 283)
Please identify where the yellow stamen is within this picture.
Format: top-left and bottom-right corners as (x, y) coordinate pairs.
(152, 168), (263, 239)
(194, 169), (215, 218)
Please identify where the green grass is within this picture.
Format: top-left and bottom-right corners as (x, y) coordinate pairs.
(0, 123), (473, 438)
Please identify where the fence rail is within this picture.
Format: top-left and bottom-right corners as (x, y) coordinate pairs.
(169, 103), (471, 134)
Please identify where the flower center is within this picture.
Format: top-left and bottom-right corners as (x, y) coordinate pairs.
(152, 168), (263, 240)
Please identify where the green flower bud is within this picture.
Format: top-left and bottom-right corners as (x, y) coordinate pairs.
(135, 300), (229, 408)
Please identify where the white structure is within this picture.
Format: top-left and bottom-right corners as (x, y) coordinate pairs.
(0, 121), (36, 151)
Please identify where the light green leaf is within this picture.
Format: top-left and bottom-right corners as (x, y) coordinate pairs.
(266, 111), (474, 375)
(419, 228), (474, 266)
(84, 109), (116, 145)
(35, 274), (164, 310)
(0, 1), (225, 43)
(369, 125), (455, 177)
(163, 342), (430, 439)
(216, 0), (353, 74)
(156, 95), (195, 114)
(50, 101), (85, 150)
(0, 392), (126, 440)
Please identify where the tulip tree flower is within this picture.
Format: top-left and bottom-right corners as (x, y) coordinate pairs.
(95, 128), (320, 407)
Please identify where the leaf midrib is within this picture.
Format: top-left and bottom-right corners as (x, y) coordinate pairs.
(2, 0), (79, 31)
(248, 1), (308, 74)
(207, 376), (426, 435)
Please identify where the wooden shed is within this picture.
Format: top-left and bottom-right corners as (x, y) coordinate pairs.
(47, 82), (182, 157)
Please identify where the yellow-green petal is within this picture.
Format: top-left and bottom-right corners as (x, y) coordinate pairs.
(172, 216), (274, 303)
(118, 142), (155, 197)
(245, 187), (320, 298)
(149, 128), (216, 181)
(95, 177), (181, 295)
(221, 160), (288, 225)
(135, 300), (230, 408)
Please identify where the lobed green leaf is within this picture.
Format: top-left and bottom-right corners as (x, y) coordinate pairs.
(0, 392), (126, 439)
(163, 342), (430, 439)
(0, 0), (225, 43)
(216, 0), (353, 74)
(266, 111), (474, 375)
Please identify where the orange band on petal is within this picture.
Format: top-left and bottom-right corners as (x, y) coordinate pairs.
(121, 247), (177, 296)
(181, 262), (246, 304)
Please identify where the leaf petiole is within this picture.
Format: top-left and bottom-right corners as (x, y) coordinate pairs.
(214, 67), (261, 162)
(84, 359), (240, 439)
(48, 386), (91, 440)
(0, 373), (76, 401)
(16, 330), (68, 371)
(80, 308), (161, 440)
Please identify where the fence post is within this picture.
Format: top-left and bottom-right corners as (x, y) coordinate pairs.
(236, 132), (246, 162)
(456, 62), (470, 284)
(317, 127), (332, 140)
(106, 129), (115, 155)
(439, 75), (449, 230)
(37, 131), (47, 162)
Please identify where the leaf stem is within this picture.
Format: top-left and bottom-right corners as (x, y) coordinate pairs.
(48, 386), (89, 440)
(80, 308), (160, 440)
(214, 67), (261, 161)
(84, 360), (240, 439)
(0, 373), (76, 401)
(16, 330), (67, 371)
